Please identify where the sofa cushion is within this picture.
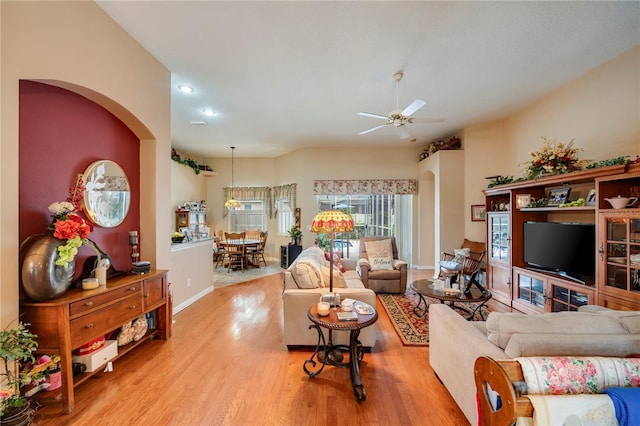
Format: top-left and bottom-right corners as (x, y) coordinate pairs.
(486, 311), (629, 349)
(289, 261), (322, 289)
(580, 309), (640, 334)
(364, 238), (394, 271)
(320, 265), (347, 288)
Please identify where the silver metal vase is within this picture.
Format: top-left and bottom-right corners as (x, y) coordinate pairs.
(21, 235), (75, 301)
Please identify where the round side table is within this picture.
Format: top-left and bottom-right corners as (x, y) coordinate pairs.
(303, 301), (378, 402)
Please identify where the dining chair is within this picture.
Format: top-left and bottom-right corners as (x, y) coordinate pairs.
(244, 229), (260, 240)
(213, 231), (226, 268)
(224, 232), (246, 272)
(249, 231), (268, 267)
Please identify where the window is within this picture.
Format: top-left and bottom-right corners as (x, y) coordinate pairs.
(228, 201), (266, 232)
(316, 194), (400, 237)
(277, 199), (294, 235)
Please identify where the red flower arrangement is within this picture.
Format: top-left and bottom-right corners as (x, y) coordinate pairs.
(47, 175), (100, 268)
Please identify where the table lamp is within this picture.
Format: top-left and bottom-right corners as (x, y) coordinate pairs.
(310, 210), (354, 296)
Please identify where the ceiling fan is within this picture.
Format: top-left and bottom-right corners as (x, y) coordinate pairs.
(358, 71), (445, 140)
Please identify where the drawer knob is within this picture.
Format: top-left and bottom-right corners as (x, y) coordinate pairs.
(129, 287), (137, 291)
(86, 323), (94, 329)
(129, 305), (136, 310)
(85, 301), (94, 307)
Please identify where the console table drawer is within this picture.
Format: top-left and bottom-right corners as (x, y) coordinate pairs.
(143, 275), (165, 309)
(69, 283), (142, 317)
(70, 294), (143, 348)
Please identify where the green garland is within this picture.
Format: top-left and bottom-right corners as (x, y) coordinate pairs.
(171, 155), (200, 174)
(585, 156), (630, 169)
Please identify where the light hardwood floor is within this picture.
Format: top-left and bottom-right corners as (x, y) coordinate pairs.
(34, 269), (502, 426)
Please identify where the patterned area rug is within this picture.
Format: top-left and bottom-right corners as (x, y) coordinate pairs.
(378, 292), (488, 346)
(213, 260), (282, 288)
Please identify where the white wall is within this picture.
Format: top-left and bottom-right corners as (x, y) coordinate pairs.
(171, 162), (209, 232)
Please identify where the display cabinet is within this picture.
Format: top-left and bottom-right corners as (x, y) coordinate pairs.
(175, 211), (207, 234)
(486, 212), (513, 305)
(595, 164), (640, 309)
(484, 163), (639, 312)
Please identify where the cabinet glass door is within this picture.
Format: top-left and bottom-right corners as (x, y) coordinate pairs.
(517, 273), (545, 309)
(489, 214), (510, 262)
(604, 218), (640, 293)
(550, 285), (590, 312)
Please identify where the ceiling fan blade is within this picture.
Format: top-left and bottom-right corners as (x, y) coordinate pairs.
(401, 99), (426, 117)
(410, 117), (447, 124)
(357, 112), (389, 120)
(358, 124), (389, 135)
(395, 125), (410, 139)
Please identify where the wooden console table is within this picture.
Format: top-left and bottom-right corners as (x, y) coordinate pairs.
(20, 270), (171, 414)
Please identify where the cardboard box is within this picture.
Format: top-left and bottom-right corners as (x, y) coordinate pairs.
(72, 340), (117, 372)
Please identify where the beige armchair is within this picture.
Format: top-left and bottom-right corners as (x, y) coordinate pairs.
(358, 236), (407, 293)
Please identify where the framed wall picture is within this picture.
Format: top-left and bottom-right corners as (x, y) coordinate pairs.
(516, 194), (531, 209)
(294, 207), (301, 228)
(547, 188), (571, 207)
(471, 205), (486, 221)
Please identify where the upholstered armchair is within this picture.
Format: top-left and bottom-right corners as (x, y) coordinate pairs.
(358, 236), (407, 293)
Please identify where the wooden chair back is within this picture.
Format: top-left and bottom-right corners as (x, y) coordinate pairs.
(473, 356), (518, 426)
(224, 232), (246, 272)
(461, 238), (486, 262)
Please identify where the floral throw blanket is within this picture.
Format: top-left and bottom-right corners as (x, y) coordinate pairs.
(514, 357), (640, 426)
(515, 357), (640, 395)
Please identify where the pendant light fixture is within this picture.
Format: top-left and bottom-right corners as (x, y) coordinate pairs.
(225, 146), (241, 209)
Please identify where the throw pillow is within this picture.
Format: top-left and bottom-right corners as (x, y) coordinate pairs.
(291, 261), (322, 289)
(453, 248), (471, 262)
(320, 265), (347, 288)
(365, 239), (394, 271)
(324, 251), (346, 273)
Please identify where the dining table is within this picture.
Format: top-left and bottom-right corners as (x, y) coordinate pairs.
(219, 239), (261, 269)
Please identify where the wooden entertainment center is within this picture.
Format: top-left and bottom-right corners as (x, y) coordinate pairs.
(484, 163), (640, 313)
(20, 270), (170, 414)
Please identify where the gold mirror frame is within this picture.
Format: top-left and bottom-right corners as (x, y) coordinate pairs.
(82, 160), (131, 228)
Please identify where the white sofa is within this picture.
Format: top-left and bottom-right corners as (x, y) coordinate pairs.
(282, 246), (377, 349)
(429, 304), (640, 425)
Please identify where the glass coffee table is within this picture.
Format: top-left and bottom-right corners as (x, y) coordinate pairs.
(409, 279), (492, 320)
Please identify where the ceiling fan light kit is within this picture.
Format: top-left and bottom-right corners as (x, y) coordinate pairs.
(358, 71), (445, 140)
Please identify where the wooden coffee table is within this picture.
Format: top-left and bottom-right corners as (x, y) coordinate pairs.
(303, 301), (378, 402)
(409, 279), (492, 320)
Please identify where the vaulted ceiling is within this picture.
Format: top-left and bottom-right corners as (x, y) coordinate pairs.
(97, 1), (640, 158)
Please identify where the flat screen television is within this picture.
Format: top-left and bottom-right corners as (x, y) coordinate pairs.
(523, 222), (595, 284)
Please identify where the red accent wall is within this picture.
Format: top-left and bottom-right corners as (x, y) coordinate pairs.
(19, 81), (140, 273)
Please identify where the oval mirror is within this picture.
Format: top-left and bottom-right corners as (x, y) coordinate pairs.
(82, 160), (131, 228)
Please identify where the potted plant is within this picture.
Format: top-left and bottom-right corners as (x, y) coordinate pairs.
(0, 322), (43, 425)
(287, 226), (303, 246)
(314, 233), (331, 252)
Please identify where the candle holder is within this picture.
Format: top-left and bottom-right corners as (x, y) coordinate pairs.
(128, 231), (140, 264)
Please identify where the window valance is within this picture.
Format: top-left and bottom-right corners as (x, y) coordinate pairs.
(223, 186), (272, 218)
(313, 179), (417, 195)
(272, 183), (297, 216)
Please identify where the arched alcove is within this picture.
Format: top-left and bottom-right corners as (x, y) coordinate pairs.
(417, 150), (466, 270)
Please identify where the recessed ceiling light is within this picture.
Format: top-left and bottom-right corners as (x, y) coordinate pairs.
(202, 109), (216, 116)
(178, 84), (194, 94)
